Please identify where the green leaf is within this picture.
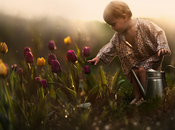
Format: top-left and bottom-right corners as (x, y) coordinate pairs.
(56, 88), (69, 103)
(99, 66), (107, 85)
(50, 85), (56, 99)
(111, 69), (122, 93)
(86, 73), (97, 90)
(49, 82), (77, 104)
(75, 43), (85, 67)
(117, 79), (125, 91)
(70, 62), (80, 96)
(0, 113), (10, 130)
(84, 85), (99, 102)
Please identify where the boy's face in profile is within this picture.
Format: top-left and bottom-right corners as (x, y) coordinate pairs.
(108, 17), (127, 33)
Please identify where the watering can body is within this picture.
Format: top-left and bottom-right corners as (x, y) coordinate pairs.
(131, 69), (166, 100)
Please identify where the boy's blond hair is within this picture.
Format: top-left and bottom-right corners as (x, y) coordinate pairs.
(103, 0), (132, 24)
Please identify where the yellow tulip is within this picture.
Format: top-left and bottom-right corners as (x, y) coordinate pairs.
(37, 57), (45, 66)
(0, 61), (7, 77)
(64, 36), (71, 45)
(0, 42), (8, 53)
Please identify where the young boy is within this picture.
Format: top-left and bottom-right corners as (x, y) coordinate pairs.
(87, 0), (171, 104)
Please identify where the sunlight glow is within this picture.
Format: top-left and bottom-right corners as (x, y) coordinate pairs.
(0, 0), (175, 21)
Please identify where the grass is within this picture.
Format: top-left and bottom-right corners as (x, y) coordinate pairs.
(0, 43), (175, 130)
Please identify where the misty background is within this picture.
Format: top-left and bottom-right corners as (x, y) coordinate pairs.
(0, 0), (175, 76)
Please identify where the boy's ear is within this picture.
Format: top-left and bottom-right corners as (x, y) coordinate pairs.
(123, 14), (128, 21)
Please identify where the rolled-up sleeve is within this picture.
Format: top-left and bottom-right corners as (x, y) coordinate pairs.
(156, 30), (171, 55)
(142, 20), (171, 55)
(96, 33), (118, 65)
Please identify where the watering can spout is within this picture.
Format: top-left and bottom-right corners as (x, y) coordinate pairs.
(131, 69), (146, 99)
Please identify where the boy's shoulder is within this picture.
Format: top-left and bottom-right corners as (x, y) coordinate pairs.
(137, 18), (153, 26)
(136, 18), (162, 31)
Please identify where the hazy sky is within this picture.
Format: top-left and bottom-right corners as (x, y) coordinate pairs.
(0, 0), (175, 21)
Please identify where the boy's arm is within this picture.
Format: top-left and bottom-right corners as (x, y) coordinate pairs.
(96, 33), (118, 65)
(156, 30), (171, 56)
(142, 19), (171, 56)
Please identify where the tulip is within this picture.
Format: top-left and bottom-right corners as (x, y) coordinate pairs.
(35, 77), (42, 86)
(51, 60), (61, 73)
(25, 52), (34, 63)
(11, 64), (17, 71)
(84, 65), (91, 74)
(48, 40), (57, 50)
(48, 53), (57, 65)
(37, 57), (45, 66)
(17, 68), (23, 76)
(64, 36), (71, 45)
(82, 46), (90, 57)
(66, 50), (78, 63)
(41, 79), (47, 88)
(0, 60), (8, 77)
(0, 42), (8, 53)
(24, 47), (31, 56)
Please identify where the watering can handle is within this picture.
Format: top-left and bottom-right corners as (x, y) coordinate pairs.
(165, 65), (175, 72)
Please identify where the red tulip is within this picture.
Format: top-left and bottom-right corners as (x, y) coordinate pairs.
(35, 77), (42, 86)
(41, 79), (47, 88)
(48, 53), (57, 65)
(11, 64), (17, 71)
(82, 46), (90, 57)
(48, 40), (57, 51)
(24, 47), (31, 56)
(18, 68), (23, 76)
(25, 52), (34, 63)
(66, 50), (78, 63)
(84, 65), (91, 74)
(51, 60), (61, 73)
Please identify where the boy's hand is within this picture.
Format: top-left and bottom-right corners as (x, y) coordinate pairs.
(87, 57), (100, 65)
(157, 49), (170, 57)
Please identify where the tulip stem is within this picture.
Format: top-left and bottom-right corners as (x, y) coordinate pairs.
(1, 78), (4, 90)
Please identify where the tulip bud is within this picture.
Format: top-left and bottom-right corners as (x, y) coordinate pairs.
(84, 65), (91, 74)
(41, 79), (47, 88)
(66, 50), (78, 63)
(24, 47), (31, 56)
(48, 40), (57, 50)
(82, 46), (90, 57)
(0, 42), (8, 53)
(18, 68), (23, 76)
(64, 36), (71, 45)
(11, 64), (17, 71)
(25, 52), (34, 63)
(48, 53), (57, 65)
(37, 57), (45, 66)
(51, 60), (61, 73)
(0, 61), (8, 77)
(35, 77), (42, 86)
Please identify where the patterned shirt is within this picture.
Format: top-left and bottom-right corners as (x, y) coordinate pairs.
(96, 18), (171, 82)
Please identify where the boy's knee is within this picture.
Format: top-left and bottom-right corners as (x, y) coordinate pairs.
(138, 67), (146, 76)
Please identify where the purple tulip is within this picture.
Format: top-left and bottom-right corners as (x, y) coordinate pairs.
(66, 50), (78, 63)
(25, 52), (34, 63)
(84, 65), (91, 74)
(41, 79), (47, 88)
(24, 47), (31, 56)
(18, 68), (23, 76)
(51, 60), (61, 73)
(82, 46), (90, 57)
(48, 53), (57, 65)
(11, 64), (17, 71)
(48, 40), (57, 51)
(35, 77), (42, 86)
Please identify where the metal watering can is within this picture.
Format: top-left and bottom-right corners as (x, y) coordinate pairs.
(131, 65), (175, 100)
